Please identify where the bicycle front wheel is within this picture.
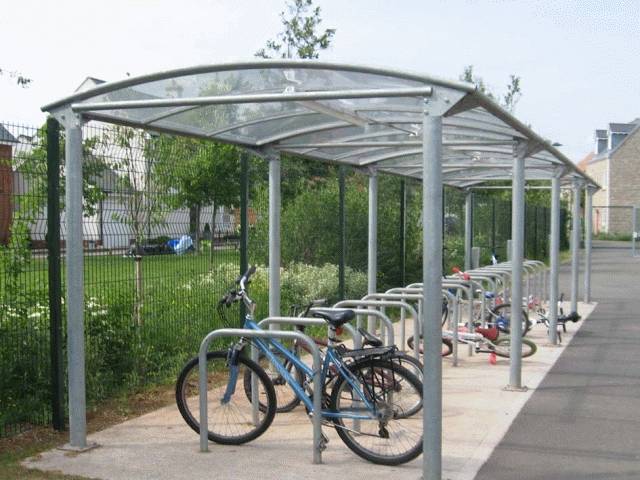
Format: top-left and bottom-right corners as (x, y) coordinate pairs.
(176, 350), (276, 445)
(492, 337), (538, 358)
(486, 303), (531, 337)
(329, 359), (423, 465)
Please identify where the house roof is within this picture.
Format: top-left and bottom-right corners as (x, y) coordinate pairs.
(609, 123), (637, 134)
(0, 124), (18, 144)
(41, 60), (598, 189)
(577, 152), (593, 171)
(592, 120), (640, 162)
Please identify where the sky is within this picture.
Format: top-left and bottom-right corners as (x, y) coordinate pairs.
(1, 0), (638, 162)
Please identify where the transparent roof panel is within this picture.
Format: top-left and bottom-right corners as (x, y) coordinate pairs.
(42, 60), (597, 188)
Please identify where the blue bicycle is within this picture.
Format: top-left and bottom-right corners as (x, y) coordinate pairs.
(175, 266), (424, 465)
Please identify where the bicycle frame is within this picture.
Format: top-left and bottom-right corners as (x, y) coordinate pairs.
(243, 318), (376, 421)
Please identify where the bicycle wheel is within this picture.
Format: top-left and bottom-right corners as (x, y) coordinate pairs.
(486, 303), (532, 336)
(176, 350), (276, 445)
(492, 337), (538, 358)
(243, 349), (304, 413)
(329, 359), (423, 465)
(407, 334), (454, 357)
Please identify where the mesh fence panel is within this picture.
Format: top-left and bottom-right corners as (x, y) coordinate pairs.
(0, 119), (570, 436)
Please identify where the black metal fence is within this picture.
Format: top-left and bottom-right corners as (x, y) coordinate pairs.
(0, 119), (569, 436)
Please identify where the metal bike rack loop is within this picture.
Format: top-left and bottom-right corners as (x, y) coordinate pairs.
(333, 299), (418, 357)
(198, 328), (323, 464)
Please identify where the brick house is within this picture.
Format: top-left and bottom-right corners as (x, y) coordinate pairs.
(580, 119), (640, 234)
(0, 125), (17, 245)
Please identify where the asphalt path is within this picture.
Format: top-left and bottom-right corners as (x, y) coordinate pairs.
(475, 241), (640, 480)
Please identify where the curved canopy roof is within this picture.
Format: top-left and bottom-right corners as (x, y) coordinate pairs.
(43, 60), (597, 189)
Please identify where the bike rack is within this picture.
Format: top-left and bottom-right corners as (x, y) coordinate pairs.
(308, 308), (395, 346)
(333, 299), (419, 358)
(404, 279), (473, 360)
(197, 328), (323, 464)
(363, 293), (423, 354)
(257, 316), (361, 346)
(459, 273), (499, 313)
(385, 286), (466, 365)
(407, 281), (476, 357)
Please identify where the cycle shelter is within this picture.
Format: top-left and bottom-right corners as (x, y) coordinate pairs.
(42, 60), (598, 480)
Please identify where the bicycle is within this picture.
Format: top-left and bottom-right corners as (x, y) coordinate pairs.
(175, 266), (424, 465)
(451, 267), (532, 337)
(253, 299), (425, 414)
(529, 293), (581, 343)
(406, 314), (536, 359)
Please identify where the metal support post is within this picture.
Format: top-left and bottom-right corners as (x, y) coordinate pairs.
(464, 189), (473, 271)
(46, 117), (64, 432)
(400, 179), (407, 286)
(367, 169), (378, 332)
(422, 107), (443, 480)
(239, 152), (249, 322)
(61, 113), (91, 449)
(508, 143), (526, 390)
(268, 154), (281, 321)
(338, 166), (346, 300)
(548, 175), (561, 344)
(570, 179), (582, 314)
(584, 186), (594, 303)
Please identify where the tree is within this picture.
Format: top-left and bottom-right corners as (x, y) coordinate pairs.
(255, 0), (336, 59)
(152, 136), (240, 262)
(460, 65), (522, 112)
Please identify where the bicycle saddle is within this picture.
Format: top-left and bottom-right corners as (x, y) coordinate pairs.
(312, 308), (355, 327)
(357, 327), (384, 347)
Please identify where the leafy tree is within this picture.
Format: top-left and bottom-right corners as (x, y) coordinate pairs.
(152, 136), (240, 260)
(0, 123), (105, 310)
(460, 65), (522, 112)
(255, 0), (335, 59)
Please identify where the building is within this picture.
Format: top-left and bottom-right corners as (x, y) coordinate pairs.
(580, 119), (640, 235)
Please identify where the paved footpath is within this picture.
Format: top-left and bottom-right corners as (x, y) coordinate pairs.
(475, 241), (640, 480)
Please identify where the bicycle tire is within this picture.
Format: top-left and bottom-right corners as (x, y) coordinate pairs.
(492, 337), (538, 358)
(176, 350), (276, 445)
(407, 334), (454, 357)
(329, 359), (423, 465)
(486, 303), (532, 337)
(243, 349), (304, 413)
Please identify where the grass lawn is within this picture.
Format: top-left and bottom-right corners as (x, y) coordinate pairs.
(0, 247), (241, 299)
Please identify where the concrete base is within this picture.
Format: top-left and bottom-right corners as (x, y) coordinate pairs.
(57, 442), (99, 453)
(24, 302), (596, 480)
(502, 385), (529, 392)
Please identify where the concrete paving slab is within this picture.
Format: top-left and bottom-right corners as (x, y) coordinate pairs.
(24, 302), (595, 480)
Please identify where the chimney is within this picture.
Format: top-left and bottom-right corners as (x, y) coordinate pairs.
(595, 129), (607, 154)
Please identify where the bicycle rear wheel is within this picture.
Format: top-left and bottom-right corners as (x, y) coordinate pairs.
(329, 359), (423, 465)
(176, 350), (276, 445)
(407, 334), (453, 357)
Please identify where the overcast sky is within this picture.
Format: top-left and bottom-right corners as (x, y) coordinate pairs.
(1, 0), (638, 161)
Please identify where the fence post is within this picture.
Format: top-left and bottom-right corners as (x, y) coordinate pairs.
(491, 197), (496, 255)
(339, 166), (346, 299)
(400, 179), (406, 286)
(239, 151), (249, 322)
(47, 117), (64, 432)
